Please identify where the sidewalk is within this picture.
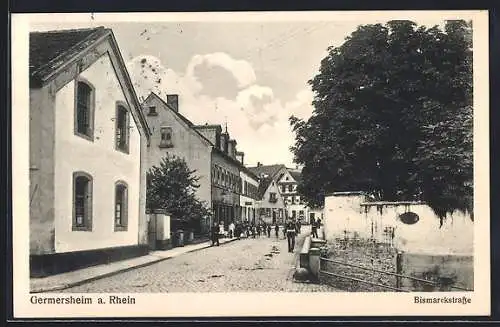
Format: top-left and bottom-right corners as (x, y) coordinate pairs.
(30, 237), (237, 293)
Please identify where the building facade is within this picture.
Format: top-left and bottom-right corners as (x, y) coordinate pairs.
(276, 169), (309, 223)
(29, 27), (150, 276)
(141, 92), (213, 230)
(255, 177), (286, 225)
(239, 166), (259, 224)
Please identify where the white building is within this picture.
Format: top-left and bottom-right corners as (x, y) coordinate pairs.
(239, 162), (259, 224)
(29, 27), (151, 276)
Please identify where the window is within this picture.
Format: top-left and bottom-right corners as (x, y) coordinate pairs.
(115, 104), (129, 153)
(282, 185), (286, 193)
(288, 185), (293, 192)
(75, 80), (94, 139)
(115, 182), (128, 231)
(160, 127), (173, 148)
(148, 106), (157, 116)
(292, 210), (297, 218)
(269, 192), (277, 203)
(299, 210), (304, 217)
(73, 172), (93, 231)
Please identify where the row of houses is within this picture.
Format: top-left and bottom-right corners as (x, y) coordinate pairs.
(28, 26), (321, 276)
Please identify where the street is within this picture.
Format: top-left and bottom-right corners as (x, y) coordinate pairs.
(58, 228), (339, 293)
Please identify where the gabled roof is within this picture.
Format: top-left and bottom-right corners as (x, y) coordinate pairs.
(257, 176), (274, 199)
(30, 27), (110, 86)
(142, 92), (213, 147)
(29, 26), (151, 140)
(248, 164), (287, 179)
(289, 171), (302, 183)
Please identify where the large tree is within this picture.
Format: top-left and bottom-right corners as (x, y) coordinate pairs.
(290, 20), (473, 224)
(146, 154), (212, 232)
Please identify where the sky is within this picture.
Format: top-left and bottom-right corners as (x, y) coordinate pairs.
(27, 12), (458, 168)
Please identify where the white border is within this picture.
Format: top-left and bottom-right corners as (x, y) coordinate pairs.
(12, 10), (490, 318)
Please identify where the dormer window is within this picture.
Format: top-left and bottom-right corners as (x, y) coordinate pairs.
(160, 126), (173, 148)
(148, 106), (158, 116)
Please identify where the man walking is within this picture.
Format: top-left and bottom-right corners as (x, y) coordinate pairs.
(311, 218), (319, 238)
(286, 220), (297, 253)
(275, 224), (279, 238)
(211, 222), (220, 246)
(267, 224), (271, 237)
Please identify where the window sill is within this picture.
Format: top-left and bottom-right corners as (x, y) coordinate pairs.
(159, 143), (173, 149)
(116, 146), (130, 154)
(114, 226), (128, 232)
(72, 226), (92, 232)
(74, 132), (94, 142)
(147, 112), (158, 116)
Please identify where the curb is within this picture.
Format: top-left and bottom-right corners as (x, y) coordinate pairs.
(30, 237), (239, 293)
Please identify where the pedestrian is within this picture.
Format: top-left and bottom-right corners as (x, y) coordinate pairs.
(286, 220), (297, 253)
(211, 222), (220, 246)
(282, 224), (286, 239)
(257, 225), (261, 237)
(229, 221), (235, 238)
(252, 225), (256, 238)
(267, 224), (271, 237)
(234, 224), (240, 240)
(275, 224), (279, 238)
(311, 219), (319, 238)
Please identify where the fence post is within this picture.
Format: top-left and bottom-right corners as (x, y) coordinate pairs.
(396, 251), (403, 289)
(308, 247), (321, 282)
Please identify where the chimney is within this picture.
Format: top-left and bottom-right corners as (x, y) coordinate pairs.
(236, 151), (245, 165)
(167, 94), (179, 112)
(227, 139), (237, 159)
(220, 132), (228, 153)
(257, 162), (262, 167)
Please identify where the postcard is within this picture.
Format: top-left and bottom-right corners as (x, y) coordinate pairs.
(12, 10), (490, 318)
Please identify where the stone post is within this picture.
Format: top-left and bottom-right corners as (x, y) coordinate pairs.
(309, 247), (321, 281)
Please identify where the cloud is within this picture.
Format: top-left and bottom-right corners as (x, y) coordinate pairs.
(126, 53), (315, 167)
(186, 52), (257, 89)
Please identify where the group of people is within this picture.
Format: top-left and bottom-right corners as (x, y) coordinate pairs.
(210, 218), (320, 252)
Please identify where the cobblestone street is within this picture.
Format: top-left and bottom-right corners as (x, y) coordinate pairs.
(59, 229), (339, 293)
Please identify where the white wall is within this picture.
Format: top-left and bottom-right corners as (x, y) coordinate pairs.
(54, 53), (141, 253)
(239, 170), (258, 221)
(324, 194), (474, 255)
(323, 194), (367, 240)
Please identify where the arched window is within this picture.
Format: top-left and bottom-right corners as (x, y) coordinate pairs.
(74, 80), (94, 139)
(115, 103), (130, 153)
(73, 172), (93, 231)
(115, 181), (128, 231)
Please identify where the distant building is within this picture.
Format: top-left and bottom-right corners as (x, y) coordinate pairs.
(249, 163), (323, 225)
(238, 155), (260, 224)
(249, 163), (288, 225)
(277, 169), (309, 223)
(29, 27), (151, 276)
(194, 124), (250, 229)
(141, 92), (213, 232)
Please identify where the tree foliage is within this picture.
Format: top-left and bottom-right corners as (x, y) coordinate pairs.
(290, 20), (473, 224)
(146, 154), (212, 230)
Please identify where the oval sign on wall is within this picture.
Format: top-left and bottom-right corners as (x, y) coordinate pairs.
(399, 212), (420, 225)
